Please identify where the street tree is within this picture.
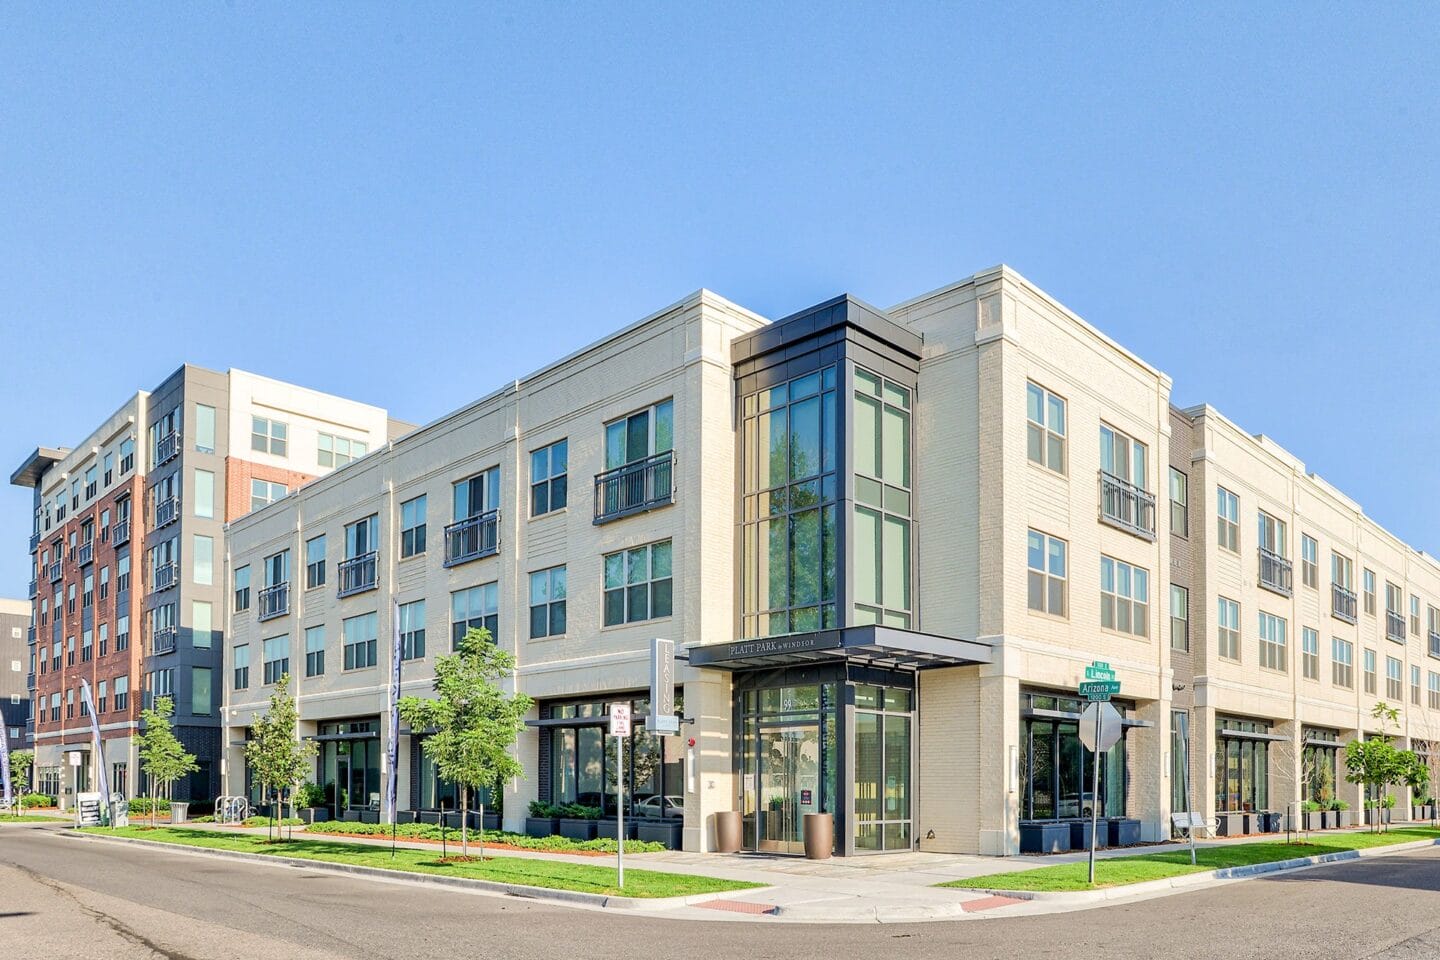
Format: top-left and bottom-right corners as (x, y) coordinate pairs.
(137, 696), (199, 827)
(1345, 702), (1405, 832)
(244, 674), (316, 840)
(9, 749), (34, 817)
(397, 628), (532, 859)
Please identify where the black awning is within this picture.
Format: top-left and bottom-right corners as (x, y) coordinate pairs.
(305, 731), (380, 742)
(687, 625), (992, 672)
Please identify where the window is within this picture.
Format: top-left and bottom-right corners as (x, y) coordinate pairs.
(400, 600), (426, 659)
(1302, 627), (1319, 680)
(1364, 648), (1378, 695)
(1100, 556), (1149, 638)
(1301, 535), (1318, 589)
(192, 667), (212, 716)
(119, 437), (135, 474)
(195, 404), (216, 453)
(149, 407), (178, 467)
(531, 439), (569, 515)
(1412, 595), (1422, 636)
(1364, 569), (1377, 615)
(1430, 606), (1440, 658)
(97, 680), (107, 714)
(343, 612), (378, 670)
(1169, 468), (1188, 537)
(263, 635), (289, 685)
(66, 688), (74, 719)
(233, 645), (250, 690)
(251, 416), (288, 456)
(1412, 664), (1422, 705)
(852, 369), (912, 627)
(1257, 511), (1287, 558)
(116, 615), (130, 651)
(1387, 656), (1403, 701)
(451, 583), (498, 647)
(1218, 597), (1241, 661)
(113, 676), (129, 711)
(103, 451), (114, 487)
(318, 433), (368, 468)
(263, 549), (290, 590)
(192, 601), (213, 649)
(1216, 717), (1272, 813)
(1216, 487), (1240, 553)
(84, 465), (97, 500)
(194, 469), (214, 519)
(1171, 585), (1189, 652)
(1255, 613), (1290, 673)
(193, 534), (214, 585)
(603, 540), (673, 626)
(1333, 638), (1354, 688)
(345, 514), (378, 557)
(99, 565), (109, 601)
(1099, 423), (1147, 490)
(529, 566), (567, 638)
(306, 535), (326, 588)
(67, 635), (74, 665)
(1026, 530), (1067, 618)
(234, 566), (251, 611)
(400, 495), (426, 558)
(453, 468), (499, 521)
(98, 623), (108, 657)
(81, 628), (93, 662)
(250, 479), (287, 512)
(1025, 382), (1066, 473)
(82, 571), (93, 608)
(1430, 672), (1440, 711)
(605, 399), (674, 470)
(305, 626), (325, 677)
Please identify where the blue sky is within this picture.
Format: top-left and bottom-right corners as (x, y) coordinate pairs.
(1, 4), (1437, 594)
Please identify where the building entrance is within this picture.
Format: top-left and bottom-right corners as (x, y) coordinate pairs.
(756, 721), (822, 854)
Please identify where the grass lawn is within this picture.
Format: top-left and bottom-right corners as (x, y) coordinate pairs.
(941, 827), (1440, 892)
(79, 826), (761, 899)
(1, 815), (72, 824)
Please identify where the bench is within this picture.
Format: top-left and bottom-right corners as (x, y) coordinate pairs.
(1171, 811), (1214, 839)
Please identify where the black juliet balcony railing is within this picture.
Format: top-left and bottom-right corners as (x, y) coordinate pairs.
(338, 552), (378, 598)
(1386, 610), (1406, 643)
(444, 510), (500, 567)
(154, 431), (181, 466)
(76, 540), (94, 567)
(154, 496), (180, 529)
(1097, 470), (1156, 541)
(1258, 547), (1293, 597)
(594, 451), (674, 524)
(152, 625), (177, 655)
(152, 561), (178, 593)
(1332, 584), (1357, 624)
(112, 518), (131, 546)
(258, 581), (291, 621)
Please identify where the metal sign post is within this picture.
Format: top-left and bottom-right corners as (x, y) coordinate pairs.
(609, 703), (632, 889)
(1089, 706), (1101, 884)
(1078, 661), (1123, 885)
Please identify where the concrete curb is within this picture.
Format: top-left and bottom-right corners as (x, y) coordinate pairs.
(955, 837), (1440, 905)
(59, 830), (768, 912)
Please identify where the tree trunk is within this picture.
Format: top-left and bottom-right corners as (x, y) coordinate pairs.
(460, 785), (469, 859)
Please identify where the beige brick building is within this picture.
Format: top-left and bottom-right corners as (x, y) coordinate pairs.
(218, 266), (1440, 856)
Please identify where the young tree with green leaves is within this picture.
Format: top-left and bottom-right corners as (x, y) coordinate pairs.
(137, 696), (199, 827)
(244, 674), (316, 841)
(397, 628), (532, 859)
(8, 750), (33, 818)
(1345, 702), (1405, 832)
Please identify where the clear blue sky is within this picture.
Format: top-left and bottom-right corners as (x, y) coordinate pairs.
(2, 5), (1437, 594)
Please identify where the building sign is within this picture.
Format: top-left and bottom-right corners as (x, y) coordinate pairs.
(650, 638), (679, 734)
(76, 792), (102, 827)
(700, 633), (843, 663)
(608, 703), (632, 738)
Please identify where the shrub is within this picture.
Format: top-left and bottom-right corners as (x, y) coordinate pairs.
(302, 820), (665, 853)
(1331, 799), (1349, 811)
(527, 801), (561, 818)
(558, 803), (602, 820)
(296, 782), (327, 809)
(1302, 800), (1322, 813)
(128, 797), (172, 814)
(191, 815), (216, 823)
(242, 816), (304, 827)
(20, 793), (55, 808)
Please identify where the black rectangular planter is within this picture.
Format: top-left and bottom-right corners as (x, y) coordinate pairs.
(341, 810), (363, 823)
(300, 807), (328, 824)
(358, 809), (381, 825)
(1106, 818), (1142, 846)
(559, 818), (598, 841)
(1067, 820), (1106, 850)
(525, 816), (559, 838)
(1018, 822), (1070, 854)
(636, 819), (683, 849)
(597, 819), (638, 841)
(482, 812), (501, 832)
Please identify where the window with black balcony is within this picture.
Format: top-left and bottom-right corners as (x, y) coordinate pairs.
(1098, 424), (1155, 539)
(446, 469), (499, 566)
(594, 400), (673, 524)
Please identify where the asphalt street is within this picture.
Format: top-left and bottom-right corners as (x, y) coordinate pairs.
(3, 821), (1439, 960)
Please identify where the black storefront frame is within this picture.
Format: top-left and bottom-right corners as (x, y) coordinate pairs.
(535, 691), (685, 818)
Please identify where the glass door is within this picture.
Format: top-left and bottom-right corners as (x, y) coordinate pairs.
(333, 747), (351, 818)
(757, 722), (820, 854)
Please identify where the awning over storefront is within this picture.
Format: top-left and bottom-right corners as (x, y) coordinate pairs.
(1218, 728), (1289, 743)
(688, 625), (992, 672)
(304, 730), (380, 742)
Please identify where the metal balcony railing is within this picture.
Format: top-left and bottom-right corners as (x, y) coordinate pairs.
(76, 541), (94, 567)
(154, 431), (181, 466)
(1430, 631), (1440, 659)
(1258, 547), (1293, 597)
(25, 673), (34, 690)
(1386, 610), (1406, 643)
(26, 626), (35, 644)
(1332, 584), (1357, 624)
(337, 552), (378, 598)
(27, 579), (37, 599)
(28, 532), (40, 553)
(152, 561), (178, 593)
(1097, 470), (1156, 540)
(48, 561), (62, 583)
(154, 496), (180, 529)
(444, 510), (500, 567)
(152, 625), (177, 654)
(112, 518), (130, 546)
(593, 451), (674, 524)
(258, 581), (290, 621)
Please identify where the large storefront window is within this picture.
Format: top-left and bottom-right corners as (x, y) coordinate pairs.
(417, 739), (495, 811)
(1020, 692), (1128, 820)
(1303, 728), (1340, 805)
(740, 367), (839, 638)
(852, 368), (912, 628)
(1216, 717), (1272, 812)
(319, 719), (381, 816)
(1170, 710), (1192, 814)
(545, 695), (684, 818)
(739, 683), (840, 854)
(853, 684), (912, 851)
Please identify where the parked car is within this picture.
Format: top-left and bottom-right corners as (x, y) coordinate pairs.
(635, 794), (685, 819)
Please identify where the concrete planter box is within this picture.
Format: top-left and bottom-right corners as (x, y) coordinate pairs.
(341, 810), (363, 823)
(1305, 812), (1324, 831)
(558, 818), (598, 841)
(358, 809), (381, 825)
(1365, 808), (1392, 826)
(1068, 820), (1105, 850)
(1019, 822), (1070, 854)
(1415, 804), (1434, 821)
(524, 817), (559, 839)
(300, 807), (329, 824)
(1336, 810), (1354, 828)
(1106, 818), (1142, 846)
(1216, 813), (1245, 836)
(1261, 812), (1283, 832)
(596, 819), (638, 841)
(636, 819), (683, 849)
(1322, 810), (1338, 829)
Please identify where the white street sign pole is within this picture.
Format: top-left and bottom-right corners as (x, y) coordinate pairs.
(1089, 705), (1101, 884)
(617, 733), (624, 890)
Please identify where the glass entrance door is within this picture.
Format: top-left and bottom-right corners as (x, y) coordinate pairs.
(757, 723), (821, 854)
(332, 746), (352, 818)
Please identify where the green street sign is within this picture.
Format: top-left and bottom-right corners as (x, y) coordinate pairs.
(1079, 680), (1122, 701)
(1085, 661), (1116, 682)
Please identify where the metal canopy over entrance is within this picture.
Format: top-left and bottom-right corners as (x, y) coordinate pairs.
(689, 625), (992, 672)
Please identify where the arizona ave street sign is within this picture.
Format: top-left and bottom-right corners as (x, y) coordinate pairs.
(1079, 679), (1122, 701)
(1078, 701), (1124, 753)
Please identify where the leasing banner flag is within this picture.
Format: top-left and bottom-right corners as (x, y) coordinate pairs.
(387, 601), (402, 825)
(0, 719), (12, 809)
(79, 679), (111, 825)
